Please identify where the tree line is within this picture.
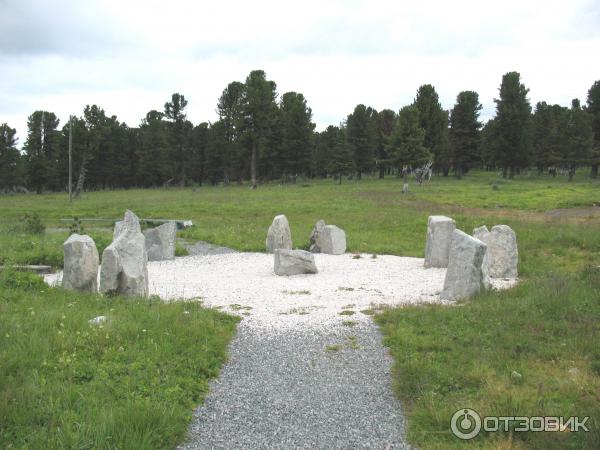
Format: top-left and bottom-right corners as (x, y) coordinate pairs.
(1, 70), (599, 193)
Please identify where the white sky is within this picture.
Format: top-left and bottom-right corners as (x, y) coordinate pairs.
(1, 0), (599, 146)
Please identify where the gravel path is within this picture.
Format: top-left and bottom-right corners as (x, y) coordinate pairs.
(180, 320), (412, 450)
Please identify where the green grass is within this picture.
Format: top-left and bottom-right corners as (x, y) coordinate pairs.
(0, 170), (598, 258)
(376, 270), (600, 449)
(0, 269), (239, 449)
(1, 169), (599, 449)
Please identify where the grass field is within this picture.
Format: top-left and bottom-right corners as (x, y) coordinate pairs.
(0, 269), (238, 449)
(1, 169), (599, 449)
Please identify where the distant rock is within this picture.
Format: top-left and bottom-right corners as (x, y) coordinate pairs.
(441, 230), (490, 301)
(309, 220), (346, 255)
(266, 214), (293, 253)
(511, 370), (523, 383)
(62, 234), (99, 293)
(100, 210), (148, 297)
(88, 315), (107, 325)
(274, 249), (318, 276)
(424, 215), (456, 268)
(144, 221), (176, 261)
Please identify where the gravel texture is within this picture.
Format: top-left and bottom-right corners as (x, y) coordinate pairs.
(179, 320), (412, 450)
(146, 253), (454, 331)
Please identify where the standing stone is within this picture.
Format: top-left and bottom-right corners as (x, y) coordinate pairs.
(266, 214), (293, 253)
(441, 230), (490, 301)
(474, 225), (518, 278)
(309, 220), (326, 252)
(424, 215), (456, 268)
(274, 249), (318, 276)
(144, 222), (177, 261)
(309, 220), (346, 255)
(100, 210), (148, 297)
(113, 221), (124, 240)
(472, 225), (489, 240)
(62, 234), (99, 293)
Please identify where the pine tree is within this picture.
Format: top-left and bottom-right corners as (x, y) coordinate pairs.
(387, 105), (429, 185)
(562, 99), (594, 181)
(374, 109), (396, 178)
(494, 72), (532, 178)
(586, 80), (600, 178)
(414, 84), (449, 174)
(346, 104), (377, 179)
(164, 93), (191, 185)
(0, 123), (24, 189)
(23, 111), (60, 193)
(137, 111), (169, 186)
(327, 126), (352, 184)
(242, 70), (279, 188)
(279, 92), (315, 181)
(217, 81), (245, 184)
(449, 91), (482, 177)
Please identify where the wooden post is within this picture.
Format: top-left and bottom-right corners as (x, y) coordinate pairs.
(68, 115), (72, 202)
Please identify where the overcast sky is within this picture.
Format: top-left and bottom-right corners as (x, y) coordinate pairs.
(1, 0), (599, 146)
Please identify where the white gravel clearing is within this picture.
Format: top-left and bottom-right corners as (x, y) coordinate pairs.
(147, 253), (453, 331)
(45, 252), (516, 332)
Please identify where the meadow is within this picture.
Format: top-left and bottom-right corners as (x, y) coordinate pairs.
(1, 169), (599, 449)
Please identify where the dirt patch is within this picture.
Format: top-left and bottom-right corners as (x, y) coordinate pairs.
(358, 191), (600, 224)
(545, 206), (600, 220)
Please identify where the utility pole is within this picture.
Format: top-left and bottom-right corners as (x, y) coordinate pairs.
(68, 115), (73, 202)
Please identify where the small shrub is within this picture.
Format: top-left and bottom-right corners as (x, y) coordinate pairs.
(68, 217), (84, 235)
(88, 233), (112, 256)
(21, 213), (45, 234)
(581, 265), (600, 288)
(175, 242), (189, 257)
(0, 268), (46, 290)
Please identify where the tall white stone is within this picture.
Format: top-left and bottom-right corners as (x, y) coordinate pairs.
(309, 220), (326, 252)
(266, 214), (293, 253)
(144, 222), (177, 261)
(424, 215), (456, 268)
(474, 224), (518, 278)
(100, 210), (148, 297)
(62, 234), (99, 293)
(441, 230), (490, 301)
(309, 220), (346, 255)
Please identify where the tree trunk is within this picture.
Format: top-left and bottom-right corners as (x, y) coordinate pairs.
(357, 170), (362, 180)
(250, 140), (257, 189)
(379, 166), (385, 179)
(591, 164), (598, 179)
(73, 157), (88, 198)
